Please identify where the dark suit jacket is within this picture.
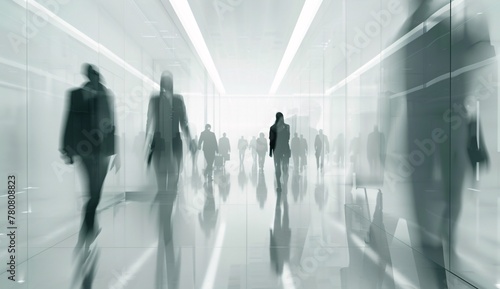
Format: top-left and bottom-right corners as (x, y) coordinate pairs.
(199, 130), (218, 155)
(146, 94), (190, 142)
(61, 82), (116, 157)
(269, 123), (290, 157)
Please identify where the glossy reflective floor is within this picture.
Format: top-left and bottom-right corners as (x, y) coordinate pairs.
(0, 155), (479, 289)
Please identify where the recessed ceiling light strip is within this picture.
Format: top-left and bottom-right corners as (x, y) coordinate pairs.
(269, 0), (324, 95)
(169, 0), (226, 94)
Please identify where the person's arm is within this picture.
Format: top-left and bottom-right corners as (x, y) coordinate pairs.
(178, 95), (197, 154)
(178, 95), (192, 142)
(269, 128), (275, 157)
(198, 132), (204, 150)
(60, 90), (75, 164)
(214, 134), (219, 154)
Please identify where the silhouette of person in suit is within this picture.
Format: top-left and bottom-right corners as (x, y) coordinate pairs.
(146, 70), (195, 193)
(290, 132), (301, 173)
(269, 112), (291, 190)
(218, 132), (231, 166)
(146, 70), (194, 289)
(238, 136), (248, 169)
(61, 64), (120, 289)
(198, 124), (218, 181)
(256, 132), (268, 170)
(299, 134), (308, 173)
(314, 129), (329, 171)
(61, 64), (120, 248)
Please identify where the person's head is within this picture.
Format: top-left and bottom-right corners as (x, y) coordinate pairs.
(294, 132), (298, 138)
(160, 70), (174, 94)
(300, 134), (304, 138)
(275, 112), (284, 124)
(374, 125), (379, 132)
(223, 132), (226, 137)
(205, 124), (211, 131)
(319, 129), (323, 135)
(259, 132), (264, 138)
(241, 136), (244, 139)
(83, 63), (100, 84)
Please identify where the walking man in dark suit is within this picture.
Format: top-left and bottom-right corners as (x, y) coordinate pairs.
(198, 124), (218, 181)
(61, 63), (119, 247)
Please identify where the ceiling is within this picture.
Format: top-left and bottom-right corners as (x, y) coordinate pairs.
(95, 0), (405, 96)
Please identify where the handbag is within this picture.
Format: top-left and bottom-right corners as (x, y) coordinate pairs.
(467, 119), (489, 168)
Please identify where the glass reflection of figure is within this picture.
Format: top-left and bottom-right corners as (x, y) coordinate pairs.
(199, 183), (219, 238)
(367, 126), (386, 180)
(269, 112), (291, 191)
(393, 1), (495, 287)
(146, 71), (195, 289)
(256, 171), (268, 208)
(269, 189), (291, 275)
(61, 64), (120, 289)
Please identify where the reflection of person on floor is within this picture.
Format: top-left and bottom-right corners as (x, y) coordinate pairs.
(256, 171), (268, 208)
(256, 132), (268, 170)
(199, 183), (219, 238)
(299, 134), (308, 173)
(290, 132), (301, 173)
(238, 136), (248, 169)
(146, 71), (195, 289)
(198, 124), (218, 181)
(190, 135), (199, 175)
(367, 126), (386, 178)
(218, 132), (231, 167)
(314, 129), (329, 171)
(270, 190), (291, 275)
(314, 175), (328, 210)
(269, 112), (291, 190)
(61, 63), (120, 248)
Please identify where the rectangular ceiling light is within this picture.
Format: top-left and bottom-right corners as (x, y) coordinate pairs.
(325, 0), (463, 96)
(169, 0), (226, 94)
(269, 0), (323, 95)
